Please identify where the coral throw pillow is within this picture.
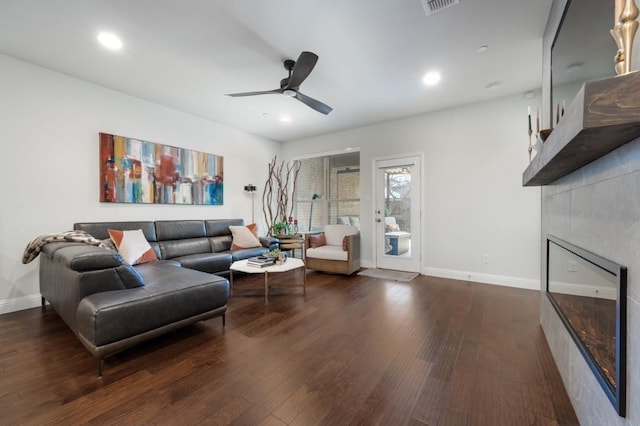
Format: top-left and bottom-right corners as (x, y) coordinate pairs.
(229, 224), (261, 250)
(308, 233), (326, 248)
(108, 229), (158, 265)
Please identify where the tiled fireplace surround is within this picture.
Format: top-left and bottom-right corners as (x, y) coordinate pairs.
(541, 136), (640, 424)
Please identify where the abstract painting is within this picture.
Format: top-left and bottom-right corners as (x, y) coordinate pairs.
(99, 132), (223, 205)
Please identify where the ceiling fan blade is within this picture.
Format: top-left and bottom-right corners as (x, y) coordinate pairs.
(294, 91), (333, 115)
(226, 89), (283, 97)
(286, 51), (318, 90)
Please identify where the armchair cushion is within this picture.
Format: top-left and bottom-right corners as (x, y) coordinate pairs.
(306, 245), (348, 261)
(324, 224), (358, 246)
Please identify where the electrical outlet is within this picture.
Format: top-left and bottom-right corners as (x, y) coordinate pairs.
(482, 254), (490, 264)
(568, 261), (578, 272)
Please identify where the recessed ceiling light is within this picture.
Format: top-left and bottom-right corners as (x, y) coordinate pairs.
(280, 116), (291, 123)
(477, 45), (488, 53)
(485, 82), (501, 90)
(97, 32), (123, 50)
(422, 71), (441, 86)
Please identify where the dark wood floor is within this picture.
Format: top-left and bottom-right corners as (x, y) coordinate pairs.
(0, 272), (578, 425)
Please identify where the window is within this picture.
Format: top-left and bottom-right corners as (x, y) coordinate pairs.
(383, 167), (411, 232)
(294, 152), (360, 231)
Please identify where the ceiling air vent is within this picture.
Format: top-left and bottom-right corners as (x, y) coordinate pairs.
(421, 0), (460, 16)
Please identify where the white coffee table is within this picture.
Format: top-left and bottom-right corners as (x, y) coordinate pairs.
(229, 258), (306, 305)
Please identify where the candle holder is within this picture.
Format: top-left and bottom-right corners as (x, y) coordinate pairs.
(611, 0), (639, 75)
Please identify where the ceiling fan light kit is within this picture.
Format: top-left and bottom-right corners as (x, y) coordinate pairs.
(226, 51), (333, 115)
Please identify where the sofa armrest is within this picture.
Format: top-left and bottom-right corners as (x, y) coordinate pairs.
(42, 242), (122, 271)
(39, 242), (145, 333)
(41, 242), (144, 289)
(260, 236), (279, 251)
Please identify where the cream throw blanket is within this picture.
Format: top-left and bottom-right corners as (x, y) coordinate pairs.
(22, 230), (104, 264)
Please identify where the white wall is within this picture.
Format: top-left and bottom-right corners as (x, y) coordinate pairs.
(0, 54), (280, 313)
(283, 93), (542, 289)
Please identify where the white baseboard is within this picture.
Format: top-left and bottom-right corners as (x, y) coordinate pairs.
(549, 280), (616, 300)
(360, 259), (375, 269)
(0, 294), (43, 315)
(423, 267), (540, 290)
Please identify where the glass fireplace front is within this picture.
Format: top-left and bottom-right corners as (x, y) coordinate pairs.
(546, 235), (627, 417)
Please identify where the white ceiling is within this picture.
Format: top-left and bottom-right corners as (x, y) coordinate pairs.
(0, 0), (553, 142)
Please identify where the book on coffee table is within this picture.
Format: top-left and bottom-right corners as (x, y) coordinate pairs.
(247, 256), (276, 268)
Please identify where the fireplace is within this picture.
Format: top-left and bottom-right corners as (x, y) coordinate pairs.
(546, 235), (627, 416)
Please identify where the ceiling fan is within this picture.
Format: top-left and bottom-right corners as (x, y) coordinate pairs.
(226, 51), (333, 115)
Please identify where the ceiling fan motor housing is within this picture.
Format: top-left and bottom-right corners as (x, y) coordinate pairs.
(283, 59), (295, 71)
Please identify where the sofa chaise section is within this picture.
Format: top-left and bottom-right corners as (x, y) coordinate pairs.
(40, 240), (229, 376)
(75, 262), (228, 374)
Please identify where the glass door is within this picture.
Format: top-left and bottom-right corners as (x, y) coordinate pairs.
(375, 156), (421, 272)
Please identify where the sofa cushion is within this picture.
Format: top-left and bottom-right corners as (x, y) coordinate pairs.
(229, 224), (261, 250)
(159, 238), (211, 259)
(210, 236), (232, 252)
(306, 245), (348, 261)
(76, 263), (229, 346)
(108, 229), (158, 265)
(74, 221), (157, 242)
(205, 219), (244, 237)
(155, 220), (206, 240)
(173, 252), (232, 274)
(324, 224), (358, 246)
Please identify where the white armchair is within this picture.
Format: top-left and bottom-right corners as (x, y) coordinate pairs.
(304, 224), (360, 275)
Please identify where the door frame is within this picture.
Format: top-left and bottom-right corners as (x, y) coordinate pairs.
(372, 153), (423, 273)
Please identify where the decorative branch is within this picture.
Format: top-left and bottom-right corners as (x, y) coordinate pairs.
(263, 156), (300, 236)
(262, 157), (276, 231)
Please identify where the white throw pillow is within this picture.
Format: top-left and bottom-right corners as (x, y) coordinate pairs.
(229, 225), (261, 249)
(108, 229), (158, 265)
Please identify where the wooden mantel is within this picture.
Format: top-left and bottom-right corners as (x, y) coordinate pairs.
(523, 71), (640, 186)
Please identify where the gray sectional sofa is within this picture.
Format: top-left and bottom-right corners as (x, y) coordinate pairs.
(39, 219), (277, 376)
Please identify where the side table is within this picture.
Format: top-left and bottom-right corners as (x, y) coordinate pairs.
(277, 235), (306, 259)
